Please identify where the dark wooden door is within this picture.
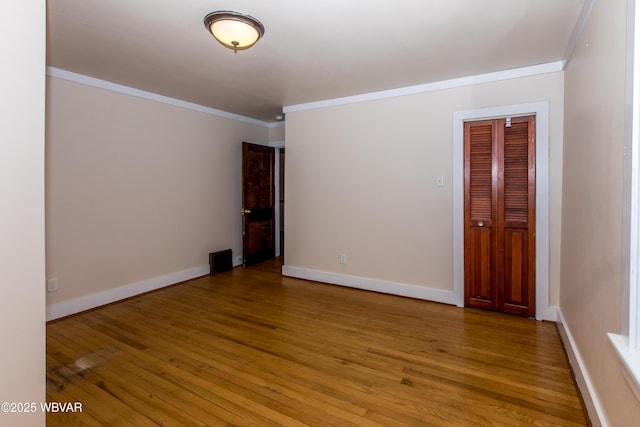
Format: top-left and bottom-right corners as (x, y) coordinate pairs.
(464, 116), (535, 317)
(242, 142), (275, 267)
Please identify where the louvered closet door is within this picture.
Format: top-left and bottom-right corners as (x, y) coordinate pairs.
(500, 116), (535, 316)
(464, 116), (535, 317)
(464, 120), (498, 310)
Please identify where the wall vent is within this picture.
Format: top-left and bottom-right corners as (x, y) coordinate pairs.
(209, 249), (233, 275)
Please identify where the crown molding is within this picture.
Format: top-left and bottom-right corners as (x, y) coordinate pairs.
(48, 59), (565, 126)
(283, 61), (563, 115)
(46, 67), (281, 128)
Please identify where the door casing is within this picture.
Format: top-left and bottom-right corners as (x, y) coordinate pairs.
(453, 101), (554, 321)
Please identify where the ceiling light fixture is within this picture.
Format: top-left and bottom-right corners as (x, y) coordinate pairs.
(203, 11), (264, 53)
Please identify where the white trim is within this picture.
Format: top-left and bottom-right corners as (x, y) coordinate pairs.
(283, 62), (563, 114)
(608, 333), (640, 401)
(46, 264), (211, 320)
(562, 0), (597, 68)
(268, 140), (286, 148)
(282, 266), (457, 306)
(46, 67), (282, 128)
(558, 309), (608, 427)
(452, 102), (554, 321)
(274, 146), (282, 257)
(611, 0), (640, 404)
(627, 0), (640, 353)
(247, 140), (285, 149)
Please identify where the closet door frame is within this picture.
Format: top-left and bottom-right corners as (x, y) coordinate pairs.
(453, 101), (553, 321)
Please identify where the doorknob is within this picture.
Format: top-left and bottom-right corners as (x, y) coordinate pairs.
(241, 208), (252, 215)
(477, 221), (484, 227)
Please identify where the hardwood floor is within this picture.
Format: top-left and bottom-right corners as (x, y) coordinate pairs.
(46, 259), (588, 426)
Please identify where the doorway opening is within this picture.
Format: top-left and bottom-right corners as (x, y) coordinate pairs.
(240, 141), (285, 268)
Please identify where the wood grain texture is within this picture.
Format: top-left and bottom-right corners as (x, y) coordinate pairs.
(465, 116), (536, 317)
(465, 120), (498, 310)
(46, 259), (588, 426)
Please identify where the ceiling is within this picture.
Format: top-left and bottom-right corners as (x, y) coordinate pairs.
(46, 0), (585, 123)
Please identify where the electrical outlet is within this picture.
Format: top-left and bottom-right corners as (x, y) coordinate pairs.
(339, 253), (347, 264)
(47, 277), (59, 292)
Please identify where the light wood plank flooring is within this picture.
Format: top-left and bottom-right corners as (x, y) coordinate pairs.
(46, 259), (588, 426)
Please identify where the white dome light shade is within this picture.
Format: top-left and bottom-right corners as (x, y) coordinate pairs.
(204, 11), (265, 53)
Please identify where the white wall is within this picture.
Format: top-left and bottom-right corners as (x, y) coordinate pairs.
(0, 1), (46, 425)
(284, 72), (564, 309)
(45, 77), (270, 318)
(560, 0), (640, 424)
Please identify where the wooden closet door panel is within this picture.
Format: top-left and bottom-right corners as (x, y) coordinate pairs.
(503, 229), (530, 313)
(501, 117), (535, 316)
(464, 120), (497, 309)
(467, 228), (494, 307)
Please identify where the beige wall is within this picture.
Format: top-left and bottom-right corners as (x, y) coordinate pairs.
(46, 77), (269, 307)
(0, 1), (46, 425)
(561, 0), (640, 424)
(285, 72), (564, 305)
(269, 124), (285, 142)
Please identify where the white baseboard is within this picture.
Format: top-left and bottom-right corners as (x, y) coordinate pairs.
(46, 265), (210, 321)
(557, 309), (608, 427)
(281, 265), (457, 305)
